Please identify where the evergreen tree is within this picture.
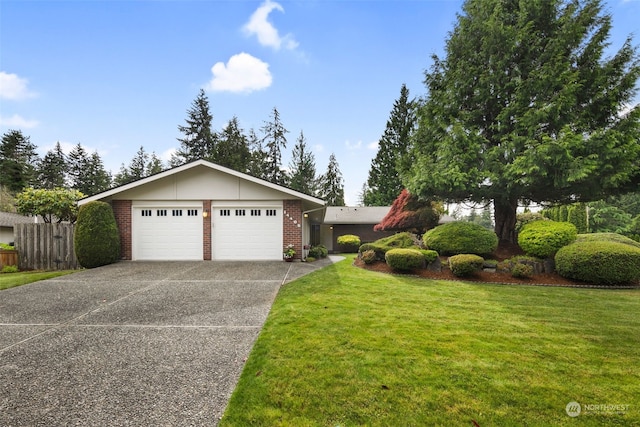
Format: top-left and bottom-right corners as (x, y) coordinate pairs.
(146, 152), (164, 176)
(68, 143), (90, 192)
(246, 128), (269, 180)
(114, 146), (149, 186)
(319, 153), (345, 206)
(37, 142), (67, 189)
(175, 89), (216, 165)
(364, 84), (417, 206)
(404, 0), (640, 244)
(260, 107), (288, 185)
(287, 131), (318, 195)
(215, 116), (251, 172)
(0, 130), (39, 193)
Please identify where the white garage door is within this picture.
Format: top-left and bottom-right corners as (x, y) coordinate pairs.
(211, 202), (283, 260)
(132, 202), (203, 260)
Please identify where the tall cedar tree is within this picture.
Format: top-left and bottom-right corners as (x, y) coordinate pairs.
(374, 189), (442, 234)
(261, 107), (288, 186)
(288, 131), (318, 196)
(175, 89), (216, 165)
(320, 153), (345, 206)
(68, 143), (111, 195)
(215, 116), (251, 173)
(404, 0), (640, 244)
(84, 151), (112, 195)
(0, 130), (38, 193)
(37, 142), (68, 189)
(364, 84), (417, 206)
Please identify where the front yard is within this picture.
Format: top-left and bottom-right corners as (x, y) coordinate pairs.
(221, 255), (639, 426)
(0, 270), (76, 290)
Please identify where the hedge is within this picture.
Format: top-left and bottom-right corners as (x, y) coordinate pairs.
(74, 201), (120, 269)
(385, 248), (425, 271)
(448, 254), (484, 277)
(575, 233), (640, 249)
(555, 241), (640, 285)
(337, 234), (361, 253)
(423, 222), (498, 256)
(517, 220), (577, 258)
(359, 232), (417, 260)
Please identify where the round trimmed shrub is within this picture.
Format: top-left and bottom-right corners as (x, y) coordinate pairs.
(361, 249), (377, 264)
(448, 254), (484, 277)
(337, 234), (361, 253)
(555, 241), (640, 285)
(518, 220), (577, 258)
(74, 201), (120, 269)
(511, 263), (534, 279)
(575, 232), (640, 249)
(423, 222), (498, 256)
(421, 249), (439, 264)
(385, 248), (425, 271)
(309, 245), (328, 259)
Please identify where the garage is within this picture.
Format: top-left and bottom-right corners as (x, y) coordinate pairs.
(211, 201), (283, 260)
(132, 202), (203, 260)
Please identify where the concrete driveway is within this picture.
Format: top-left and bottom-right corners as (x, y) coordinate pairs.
(0, 259), (332, 426)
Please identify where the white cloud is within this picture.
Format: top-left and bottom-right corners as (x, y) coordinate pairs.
(205, 53), (272, 94)
(0, 114), (39, 129)
(313, 144), (325, 153)
(367, 140), (379, 151)
(160, 147), (177, 163)
(243, 0), (298, 51)
(345, 140), (362, 150)
(0, 72), (37, 100)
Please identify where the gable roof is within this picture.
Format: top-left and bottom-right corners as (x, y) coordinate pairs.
(323, 206), (391, 224)
(79, 159), (325, 206)
(0, 211), (37, 227)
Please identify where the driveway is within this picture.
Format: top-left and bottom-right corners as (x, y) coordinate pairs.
(0, 259), (332, 426)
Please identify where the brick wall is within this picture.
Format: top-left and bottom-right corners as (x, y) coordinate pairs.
(283, 200), (303, 259)
(112, 200), (132, 260)
(203, 200), (211, 260)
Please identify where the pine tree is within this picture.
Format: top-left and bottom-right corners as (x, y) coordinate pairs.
(37, 142), (67, 189)
(260, 107), (288, 185)
(246, 128), (269, 180)
(68, 143), (90, 192)
(404, 0), (640, 244)
(364, 84), (417, 206)
(215, 116), (251, 172)
(0, 130), (39, 193)
(83, 151), (112, 195)
(319, 153), (345, 206)
(114, 146), (149, 186)
(146, 152), (164, 176)
(287, 131), (318, 195)
(175, 89), (216, 165)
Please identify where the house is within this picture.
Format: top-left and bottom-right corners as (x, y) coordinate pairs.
(320, 206), (395, 252)
(78, 160), (325, 261)
(0, 211), (37, 244)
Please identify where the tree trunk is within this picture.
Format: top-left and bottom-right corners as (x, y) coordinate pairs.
(493, 198), (518, 245)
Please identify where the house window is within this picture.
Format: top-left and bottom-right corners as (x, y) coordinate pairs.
(251, 209), (261, 216)
(235, 209), (246, 216)
(172, 209), (183, 217)
(266, 209), (277, 217)
(187, 209), (198, 216)
(141, 209), (152, 217)
(220, 209), (231, 217)
(157, 209), (167, 217)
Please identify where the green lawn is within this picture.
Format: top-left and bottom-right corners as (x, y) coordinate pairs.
(221, 255), (639, 426)
(0, 270), (76, 290)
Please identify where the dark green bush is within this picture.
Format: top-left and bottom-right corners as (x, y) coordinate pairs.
(575, 233), (640, 249)
(74, 201), (120, 269)
(337, 234), (361, 253)
(518, 220), (577, 258)
(555, 241), (640, 285)
(385, 248), (425, 271)
(423, 222), (498, 256)
(420, 249), (439, 264)
(448, 254), (484, 277)
(308, 245), (328, 259)
(359, 232), (417, 260)
(511, 263), (534, 279)
(361, 249), (377, 264)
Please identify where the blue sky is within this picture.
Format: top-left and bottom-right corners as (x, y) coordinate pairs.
(1, 0), (639, 205)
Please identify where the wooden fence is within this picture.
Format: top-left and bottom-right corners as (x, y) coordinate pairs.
(14, 223), (78, 270)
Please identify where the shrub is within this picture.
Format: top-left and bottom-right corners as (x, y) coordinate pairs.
(448, 254), (484, 277)
(420, 249), (439, 264)
(74, 201), (120, 269)
(555, 241), (640, 285)
(511, 263), (534, 279)
(337, 234), (361, 253)
(518, 220), (577, 258)
(361, 249), (377, 264)
(308, 245), (328, 259)
(0, 243), (14, 250)
(359, 232), (417, 260)
(385, 248), (425, 271)
(1, 265), (19, 273)
(423, 222), (498, 256)
(515, 211), (548, 233)
(575, 233), (640, 249)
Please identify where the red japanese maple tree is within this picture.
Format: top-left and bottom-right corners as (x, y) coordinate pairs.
(374, 189), (442, 234)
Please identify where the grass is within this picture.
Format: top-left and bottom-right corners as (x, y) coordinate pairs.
(220, 255), (640, 426)
(0, 270), (76, 290)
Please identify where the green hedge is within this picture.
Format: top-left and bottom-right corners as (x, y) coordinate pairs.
(448, 254), (484, 277)
(555, 241), (640, 285)
(385, 248), (425, 271)
(308, 245), (328, 259)
(420, 249), (439, 264)
(517, 220), (577, 258)
(359, 232), (416, 260)
(337, 234), (361, 253)
(423, 222), (498, 256)
(575, 233), (640, 249)
(74, 201), (120, 269)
